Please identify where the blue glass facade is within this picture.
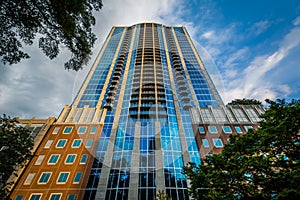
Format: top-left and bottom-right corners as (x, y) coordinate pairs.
(72, 23), (223, 200)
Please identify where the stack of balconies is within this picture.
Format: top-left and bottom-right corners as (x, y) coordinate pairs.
(166, 28), (192, 110)
(104, 28), (132, 110)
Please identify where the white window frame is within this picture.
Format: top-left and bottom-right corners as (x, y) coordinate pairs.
(213, 138), (223, 148)
(38, 172), (52, 184)
(73, 172), (82, 184)
(29, 193), (42, 200)
(47, 154), (60, 165)
(71, 139), (82, 148)
(24, 173), (35, 185)
(63, 126), (73, 134)
(85, 139), (93, 148)
(52, 127), (60, 134)
(49, 193), (62, 200)
(235, 126), (243, 134)
(208, 126), (218, 134)
(198, 126), (205, 134)
(78, 126), (87, 134)
(34, 155), (45, 165)
(222, 126), (232, 134)
(56, 139), (67, 148)
(202, 139), (210, 148)
(90, 126), (97, 134)
(65, 154), (77, 165)
(56, 172), (70, 184)
(44, 140), (53, 149)
(80, 154), (88, 164)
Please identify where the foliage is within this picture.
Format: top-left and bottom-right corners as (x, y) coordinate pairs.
(0, 0), (103, 71)
(0, 115), (34, 199)
(155, 190), (171, 200)
(228, 98), (262, 105)
(184, 99), (300, 200)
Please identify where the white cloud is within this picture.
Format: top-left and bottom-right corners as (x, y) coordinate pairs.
(293, 16), (300, 26)
(248, 20), (270, 36)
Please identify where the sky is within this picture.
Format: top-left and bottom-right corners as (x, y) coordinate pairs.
(1, 0), (300, 118)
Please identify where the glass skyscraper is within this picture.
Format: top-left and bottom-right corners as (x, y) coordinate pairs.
(10, 23), (264, 200)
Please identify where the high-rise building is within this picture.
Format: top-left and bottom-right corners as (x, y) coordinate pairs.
(10, 23), (264, 200)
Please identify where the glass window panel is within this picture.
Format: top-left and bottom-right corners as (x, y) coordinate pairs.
(208, 126), (218, 134)
(213, 139), (223, 147)
(48, 154), (60, 164)
(56, 139), (67, 148)
(57, 172), (69, 183)
(44, 140), (53, 148)
(29, 194), (42, 200)
(202, 139), (209, 147)
(24, 173), (35, 185)
(67, 194), (75, 200)
(72, 139), (82, 148)
(222, 126), (232, 134)
(16, 195), (23, 200)
(198, 126), (205, 134)
(38, 172), (51, 184)
(65, 154), (77, 164)
(90, 126), (97, 134)
(235, 126), (243, 133)
(35, 155), (45, 165)
(73, 172), (82, 183)
(49, 194), (61, 200)
(86, 139), (93, 148)
(78, 126), (87, 134)
(52, 127), (60, 134)
(63, 126), (73, 134)
(80, 154), (88, 164)
(244, 126), (253, 132)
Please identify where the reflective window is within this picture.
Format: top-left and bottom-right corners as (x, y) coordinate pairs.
(57, 172), (69, 184)
(244, 126), (253, 132)
(235, 126), (243, 133)
(35, 155), (45, 165)
(73, 172), (82, 183)
(90, 126), (97, 134)
(24, 173), (35, 185)
(78, 126), (87, 134)
(65, 154), (77, 164)
(56, 139), (67, 148)
(63, 126), (73, 134)
(16, 195), (23, 200)
(80, 154), (88, 164)
(49, 194), (61, 200)
(208, 126), (218, 134)
(213, 139), (223, 147)
(48, 154), (60, 165)
(52, 127), (60, 134)
(202, 139), (209, 147)
(72, 139), (82, 148)
(67, 194), (75, 200)
(222, 126), (232, 134)
(198, 126), (205, 134)
(86, 139), (93, 148)
(29, 194), (42, 200)
(44, 140), (53, 148)
(38, 172), (51, 184)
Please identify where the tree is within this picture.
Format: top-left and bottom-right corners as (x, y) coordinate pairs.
(184, 99), (300, 200)
(0, 0), (103, 71)
(228, 98), (262, 105)
(0, 115), (34, 199)
(155, 190), (171, 200)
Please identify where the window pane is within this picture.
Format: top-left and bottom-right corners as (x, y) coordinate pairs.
(44, 140), (53, 148)
(67, 194), (75, 200)
(57, 172), (69, 183)
(90, 126), (97, 134)
(213, 139), (223, 147)
(208, 126), (218, 133)
(29, 194), (41, 200)
(198, 126), (205, 134)
(24, 173), (35, 185)
(52, 127), (60, 134)
(38, 172), (51, 183)
(80, 154), (88, 164)
(48, 155), (60, 164)
(35, 155), (45, 165)
(202, 139), (209, 147)
(244, 126), (253, 131)
(78, 126), (87, 134)
(64, 126), (73, 134)
(50, 194), (61, 200)
(56, 140), (67, 148)
(72, 139), (82, 148)
(86, 139), (93, 148)
(16, 195), (23, 200)
(235, 126), (243, 133)
(73, 172), (82, 183)
(65, 154), (76, 164)
(222, 126), (232, 134)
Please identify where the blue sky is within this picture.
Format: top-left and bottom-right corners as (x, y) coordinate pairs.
(0, 0), (300, 118)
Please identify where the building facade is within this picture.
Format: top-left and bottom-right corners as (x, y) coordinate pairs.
(10, 23), (264, 200)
